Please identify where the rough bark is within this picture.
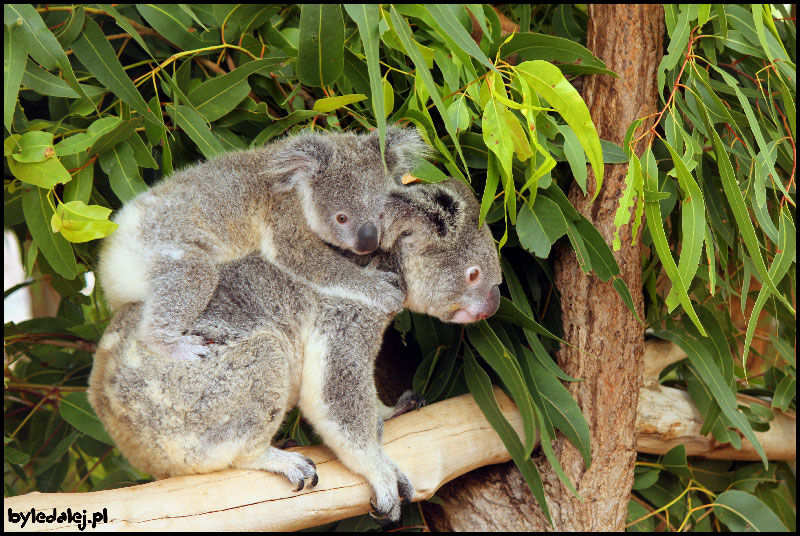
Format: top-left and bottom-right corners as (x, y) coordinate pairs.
(422, 5), (664, 531)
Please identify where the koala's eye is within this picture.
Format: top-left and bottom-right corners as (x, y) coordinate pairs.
(335, 213), (348, 224)
(467, 267), (481, 283)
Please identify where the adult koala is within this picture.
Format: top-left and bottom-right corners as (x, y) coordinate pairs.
(88, 178), (501, 522)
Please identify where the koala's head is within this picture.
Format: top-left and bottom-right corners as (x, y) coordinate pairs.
(385, 178), (502, 323)
(270, 127), (426, 254)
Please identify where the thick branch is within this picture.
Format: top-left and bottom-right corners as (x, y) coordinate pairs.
(6, 348), (794, 532)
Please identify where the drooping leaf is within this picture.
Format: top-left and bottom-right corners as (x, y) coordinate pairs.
(21, 186), (77, 279)
(463, 347), (552, 525)
(297, 4), (345, 87)
(70, 17), (161, 126)
(4, 24), (26, 131)
(59, 392), (115, 445)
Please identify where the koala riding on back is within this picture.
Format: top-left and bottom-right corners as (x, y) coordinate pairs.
(97, 127), (425, 361)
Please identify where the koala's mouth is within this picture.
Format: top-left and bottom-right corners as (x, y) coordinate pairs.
(449, 309), (487, 323)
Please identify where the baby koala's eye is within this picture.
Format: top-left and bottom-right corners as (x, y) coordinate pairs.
(335, 213), (348, 224)
(467, 266), (481, 283)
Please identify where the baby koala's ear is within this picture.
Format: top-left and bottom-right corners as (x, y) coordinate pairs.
(366, 126), (429, 178)
(266, 133), (335, 191)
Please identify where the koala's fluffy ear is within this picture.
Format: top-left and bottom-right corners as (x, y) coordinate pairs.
(366, 127), (428, 177)
(265, 133), (335, 191)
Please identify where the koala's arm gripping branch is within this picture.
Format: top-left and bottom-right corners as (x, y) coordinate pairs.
(5, 345), (795, 532)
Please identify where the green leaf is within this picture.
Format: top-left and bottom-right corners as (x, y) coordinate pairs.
(573, 214), (619, 281)
(713, 490), (789, 532)
(479, 154), (499, 226)
(612, 154), (639, 251)
(297, 4), (344, 87)
(463, 348), (552, 525)
(662, 139), (706, 312)
(409, 157), (448, 183)
(61, 153), (93, 204)
(344, 4), (385, 163)
(22, 58), (106, 99)
(661, 444), (692, 479)
(4, 23), (26, 132)
(187, 58), (284, 122)
(426, 5), (497, 74)
(53, 6), (85, 46)
(251, 110), (318, 147)
(390, 6), (467, 175)
(526, 356), (591, 467)
(55, 116), (123, 157)
(643, 164), (707, 335)
(382, 77), (394, 118)
(559, 125), (587, 194)
(21, 186), (77, 279)
(11, 131), (55, 163)
(313, 94), (367, 113)
(59, 392), (115, 446)
(51, 200), (118, 243)
(709, 126), (792, 314)
(8, 155), (71, 189)
(70, 17), (162, 126)
(127, 132), (159, 170)
(166, 104), (225, 158)
(98, 142), (148, 203)
(493, 297), (565, 346)
(467, 321), (538, 455)
(742, 208), (795, 365)
(482, 97), (515, 181)
(33, 430), (80, 477)
(136, 4), (204, 51)
(4, 4), (89, 104)
(516, 60), (603, 199)
(516, 195), (568, 258)
(501, 32), (614, 76)
(657, 330), (766, 466)
(97, 4), (154, 57)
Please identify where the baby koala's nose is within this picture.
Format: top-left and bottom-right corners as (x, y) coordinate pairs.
(356, 223), (379, 253)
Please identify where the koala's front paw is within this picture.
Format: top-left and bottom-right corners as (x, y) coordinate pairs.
(387, 391), (426, 420)
(370, 270), (405, 314)
(146, 335), (209, 361)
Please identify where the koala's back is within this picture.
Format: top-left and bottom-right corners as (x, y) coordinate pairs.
(88, 300), (299, 478)
(96, 149), (277, 309)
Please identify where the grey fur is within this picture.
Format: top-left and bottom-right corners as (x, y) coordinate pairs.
(88, 179), (501, 522)
(96, 127), (425, 361)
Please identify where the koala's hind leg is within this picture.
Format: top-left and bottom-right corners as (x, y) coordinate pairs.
(143, 249), (219, 361)
(237, 448), (318, 492)
(298, 326), (413, 522)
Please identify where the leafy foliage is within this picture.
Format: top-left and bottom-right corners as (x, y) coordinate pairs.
(3, 4), (794, 531)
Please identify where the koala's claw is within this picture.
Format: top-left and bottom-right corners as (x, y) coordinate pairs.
(388, 391), (427, 420)
(283, 452), (318, 493)
(368, 499), (396, 526)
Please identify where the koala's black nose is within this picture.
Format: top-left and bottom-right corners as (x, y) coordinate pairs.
(356, 223), (379, 253)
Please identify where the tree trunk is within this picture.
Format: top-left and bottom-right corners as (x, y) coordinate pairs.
(422, 5), (664, 531)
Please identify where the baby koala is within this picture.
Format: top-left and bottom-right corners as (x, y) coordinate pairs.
(89, 178), (502, 522)
(97, 127), (425, 361)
